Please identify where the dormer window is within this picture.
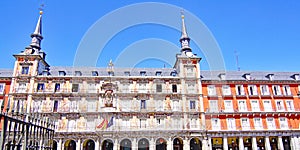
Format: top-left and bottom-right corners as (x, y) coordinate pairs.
(58, 71), (66, 76)
(267, 74), (274, 81)
(124, 71), (130, 76)
(170, 70), (177, 77)
(293, 74), (299, 80)
(243, 73), (251, 80)
(155, 71), (162, 76)
(92, 71), (98, 76)
(42, 70), (49, 76)
(140, 71), (146, 76)
(108, 71), (114, 76)
(218, 73), (226, 80)
(75, 71), (82, 76)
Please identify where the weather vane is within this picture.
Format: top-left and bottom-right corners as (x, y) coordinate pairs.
(39, 2), (45, 14)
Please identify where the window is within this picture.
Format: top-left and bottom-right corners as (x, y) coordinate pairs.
(121, 100), (131, 112)
(272, 85), (282, 96)
(54, 83), (60, 92)
(0, 83), (5, 94)
(53, 100), (59, 112)
(92, 71), (98, 76)
(224, 100), (234, 112)
(21, 66), (29, 75)
(172, 84), (177, 93)
(37, 83), (45, 92)
(58, 71), (66, 76)
(155, 100), (164, 111)
(238, 100), (247, 112)
(186, 67), (194, 77)
(87, 83), (97, 93)
(170, 71), (177, 76)
(222, 85), (231, 95)
(87, 100), (96, 112)
(266, 117), (276, 129)
(211, 118), (221, 130)
(253, 118), (263, 130)
(250, 100), (260, 111)
(155, 71), (162, 76)
(286, 100), (295, 111)
(139, 83), (147, 93)
(141, 100), (146, 109)
(122, 119), (130, 129)
(282, 85), (291, 96)
(241, 118), (250, 130)
(75, 71), (82, 76)
(140, 71), (146, 76)
(173, 100), (180, 111)
(236, 85), (245, 95)
(275, 100), (285, 111)
(18, 83), (27, 93)
(226, 118), (236, 130)
(263, 100), (273, 112)
(209, 100), (218, 112)
(156, 84), (162, 92)
(248, 85), (258, 95)
(124, 71), (130, 76)
(208, 85), (216, 96)
(190, 100), (196, 110)
(260, 85), (270, 95)
(187, 84), (196, 93)
(72, 84), (79, 92)
(279, 117), (288, 129)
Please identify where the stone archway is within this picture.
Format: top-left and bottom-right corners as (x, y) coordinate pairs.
(156, 138), (167, 150)
(64, 139), (76, 150)
(52, 140), (58, 150)
(173, 138), (183, 150)
(120, 139), (132, 150)
(102, 139), (113, 150)
(190, 138), (201, 150)
(138, 138), (149, 150)
(83, 139), (95, 150)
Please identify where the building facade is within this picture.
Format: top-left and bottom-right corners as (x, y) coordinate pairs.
(0, 10), (300, 150)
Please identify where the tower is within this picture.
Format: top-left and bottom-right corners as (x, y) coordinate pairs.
(174, 12), (207, 149)
(9, 10), (49, 115)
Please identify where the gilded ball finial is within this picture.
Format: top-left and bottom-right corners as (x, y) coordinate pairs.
(180, 10), (185, 19)
(39, 10), (43, 15)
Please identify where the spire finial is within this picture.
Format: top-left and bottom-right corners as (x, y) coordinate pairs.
(179, 10), (191, 53)
(29, 5), (44, 50)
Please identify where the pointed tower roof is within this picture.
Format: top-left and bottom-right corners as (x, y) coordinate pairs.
(32, 11), (43, 37)
(30, 11), (43, 49)
(179, 11), (192, 53)
(180, 11), (189, 40)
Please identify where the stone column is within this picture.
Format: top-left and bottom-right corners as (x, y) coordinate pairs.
(202, 139), (208, 150)
(95, 139), (100, 150)
(113, 139), (118, 150)
(277, 136), (284, 150)
(149, 138), (156, 150)
(167, 138), (172, 150)
(251, 137), (257, 150)
(208, 137), (212, 150)
(183, 138), (189, 150)
(239, 137), (244, 150)
(58, 139), (62, 150)
(265, 136), (271, 150)
(132, 138), (137, 150)
(223, 137), (228, 150)
(76, 139), (81, 150)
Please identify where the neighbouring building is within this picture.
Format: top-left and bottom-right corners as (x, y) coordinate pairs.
(1, 10), (300, 150)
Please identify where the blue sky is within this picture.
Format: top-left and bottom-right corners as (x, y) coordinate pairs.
(1, 0), (300, 71)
